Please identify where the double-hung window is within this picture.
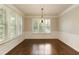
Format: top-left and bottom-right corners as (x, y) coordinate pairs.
(0, 6), (23, 42)
(32, 19), (51, 33)
(16, 15), (23, 36)
(7, 12), (16, 39)
(7, 12), (23, 39)
(0, 9), (6, 41)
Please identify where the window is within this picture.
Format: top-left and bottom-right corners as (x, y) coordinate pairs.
(32, 19), (51, 33)
(7, 12), (23, 39)
(0, 9), (6, 41)
(7, 12), (16, 39)
(16, 15), (23, 36)
(0, 7), (23, 42)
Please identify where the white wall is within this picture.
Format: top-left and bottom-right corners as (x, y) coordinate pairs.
(59, 5), (79, 52)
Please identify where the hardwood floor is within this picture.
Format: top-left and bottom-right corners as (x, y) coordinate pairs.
(6, 39), (79, 55)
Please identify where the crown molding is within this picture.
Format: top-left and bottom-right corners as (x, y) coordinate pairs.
(59, 4), (79, 17)
(25, 15), (58, 18)
(4, 4), (24, 16)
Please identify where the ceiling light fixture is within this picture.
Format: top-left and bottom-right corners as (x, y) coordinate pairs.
(41, 8), (44, 23)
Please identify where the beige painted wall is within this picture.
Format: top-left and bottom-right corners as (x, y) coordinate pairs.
(24, 16), (59, 32)
(59, 5), (79, 52)
(23, 16), (59, 39)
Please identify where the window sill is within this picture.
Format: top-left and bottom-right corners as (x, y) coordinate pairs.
(32, 32), (51, 34)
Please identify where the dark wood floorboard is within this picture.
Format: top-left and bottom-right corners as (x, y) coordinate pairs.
(6, 39), (79, 55)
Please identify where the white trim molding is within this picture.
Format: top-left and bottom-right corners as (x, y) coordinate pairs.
(24, 31), (59, 39)
(59, 4), (79, 16)
(0, 34), (25, 55)
(25, 16), (58, 18)
(4, 4), (24, 16)
(59, 32), (79, 52)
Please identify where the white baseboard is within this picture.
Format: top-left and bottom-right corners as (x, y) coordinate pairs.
(59, 32), (79, 52)
(0, 35), (25, 55)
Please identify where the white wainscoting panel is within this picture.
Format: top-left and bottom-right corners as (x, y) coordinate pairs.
(0, 34), (25, 55)
(24, 31), (59, 39)
(59, 32), (79, 52)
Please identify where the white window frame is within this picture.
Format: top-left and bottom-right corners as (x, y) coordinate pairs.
(32, 18), (51, 33)
(0, 8), (6, 41)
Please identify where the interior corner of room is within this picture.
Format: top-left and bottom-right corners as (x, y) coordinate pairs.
(0, 4), (79, 55)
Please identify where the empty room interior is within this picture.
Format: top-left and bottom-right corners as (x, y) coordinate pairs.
(0, 4), (79, 55)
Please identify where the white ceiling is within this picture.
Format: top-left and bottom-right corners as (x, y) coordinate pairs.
(14, 4), (72, 16)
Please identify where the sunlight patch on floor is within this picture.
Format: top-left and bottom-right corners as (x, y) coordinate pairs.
(32, 43), (52, 55)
